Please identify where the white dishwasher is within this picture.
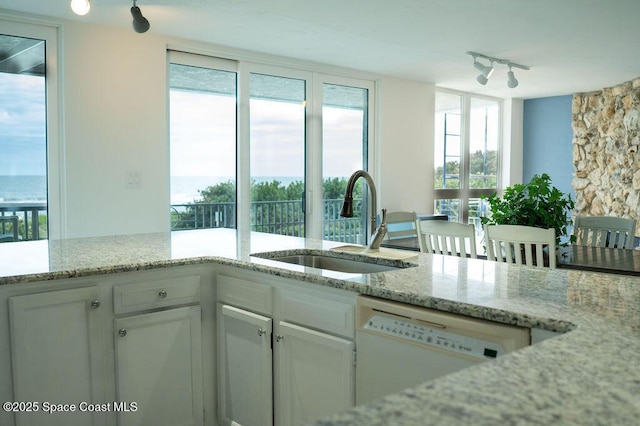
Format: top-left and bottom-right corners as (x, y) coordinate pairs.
(356, 295), (530, 404)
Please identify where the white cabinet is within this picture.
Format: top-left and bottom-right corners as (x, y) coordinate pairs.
(217, 304), (273, 426)
(274, 321), (355, 426)
(113, 272), (204, 426)
(9, 286), (109, 426)
(114, 306), (203, 426)
(216, 271), (356, 426)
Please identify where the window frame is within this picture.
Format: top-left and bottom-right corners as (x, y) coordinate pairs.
(168, 51), (376, 242)
(434, 89), (502, 225)
(1, 17), (61, 239)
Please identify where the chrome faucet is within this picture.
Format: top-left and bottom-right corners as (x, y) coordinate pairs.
(340, 170), (387, 249)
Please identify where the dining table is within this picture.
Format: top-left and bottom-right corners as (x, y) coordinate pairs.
(556, 244), (640, 276)
(384, 237), (640, 276)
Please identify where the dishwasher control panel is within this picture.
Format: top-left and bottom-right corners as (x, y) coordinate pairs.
(363, 314), (506, 360)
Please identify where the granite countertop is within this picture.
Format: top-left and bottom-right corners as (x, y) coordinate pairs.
(1, 229), (639, 425)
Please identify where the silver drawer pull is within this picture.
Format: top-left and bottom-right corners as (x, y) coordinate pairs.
(276, 334), (284, 342)
(158, 290), (167, 298)
(90, 300), (100, 309)
(119, 329), (127, 337)
(258, 328), (266, 337)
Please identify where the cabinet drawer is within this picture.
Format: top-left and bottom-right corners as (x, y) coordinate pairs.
(277, 288), (355, 339)
(217, 274), (273, 316)
(113, 275), (201, 314)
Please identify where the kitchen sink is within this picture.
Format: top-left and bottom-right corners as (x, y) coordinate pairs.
(252, 250), (417, 274)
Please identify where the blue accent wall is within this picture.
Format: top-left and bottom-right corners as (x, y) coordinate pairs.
(523, 95), (574, 199)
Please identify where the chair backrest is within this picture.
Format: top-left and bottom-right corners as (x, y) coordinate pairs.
(572, 215), (636, 249)
(417, 220), (477, 258)
(384, 211), (418, 241)
(0, 216), (19, 243)
(484, 224), (556, 268)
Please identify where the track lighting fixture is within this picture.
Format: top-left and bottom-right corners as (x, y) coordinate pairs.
(70, 0), (91, 16)
(467, 51), (529, 89)
(131, 0), (150, 33)
(507, 65), (519, 88)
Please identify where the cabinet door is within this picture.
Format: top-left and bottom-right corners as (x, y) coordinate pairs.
(9, 286), (108, 426)
(217, 304), (273, 426)
(274, 321), (355, 426)
(114, 306), (203, 426)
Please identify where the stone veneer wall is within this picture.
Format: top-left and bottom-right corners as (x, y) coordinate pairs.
(572, 77), (640, 234)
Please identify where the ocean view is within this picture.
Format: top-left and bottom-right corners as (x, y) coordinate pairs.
(0, 175), (46, 202)
(0, 175), (307, 204)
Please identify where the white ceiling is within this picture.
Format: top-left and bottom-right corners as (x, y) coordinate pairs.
(1, 0), (639, 99)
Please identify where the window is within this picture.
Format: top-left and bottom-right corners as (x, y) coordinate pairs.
(169, 51), (374, 244)
(434, 91), (500, 243)
(0, 22), (58, 241)
(169, 53), (238, 231)
(322, 83), (370, 244)
(249, 73), (306, 236)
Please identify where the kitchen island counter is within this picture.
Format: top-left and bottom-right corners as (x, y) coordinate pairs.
(1, 229), (638, 425)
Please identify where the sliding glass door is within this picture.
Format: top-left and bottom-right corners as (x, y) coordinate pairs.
(321, 82), (369, 244)
(169, 53), (237, 231)
(169, 52), (374, 242)
(249, 73), (306, 236)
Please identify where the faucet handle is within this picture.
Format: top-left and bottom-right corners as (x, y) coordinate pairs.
(380, 208), (387, 224)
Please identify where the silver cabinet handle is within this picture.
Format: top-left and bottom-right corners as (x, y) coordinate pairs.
(119, 329), (127, 337)
(258, 328), (266, 337)
(91, 300), (100, 309)
(276, 334), (284, 342)
(158, 290), (167, 298)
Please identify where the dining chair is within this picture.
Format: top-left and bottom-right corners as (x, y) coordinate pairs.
(0, 215), (19, 243)
(572, 215), (636, 249)
(383, 211), (418, 241)
(484, 224), (556, 268)
(417, 220), (478, 258)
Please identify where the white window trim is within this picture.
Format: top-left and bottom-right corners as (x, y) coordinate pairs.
(434, 88), (503, 224)
(168, 51), (376, 240)
(1, 16), (62, 239)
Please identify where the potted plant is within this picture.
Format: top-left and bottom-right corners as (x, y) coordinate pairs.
(480, 173), (576, 246)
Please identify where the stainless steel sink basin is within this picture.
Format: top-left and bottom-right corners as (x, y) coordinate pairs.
(252, 250), (416, 274)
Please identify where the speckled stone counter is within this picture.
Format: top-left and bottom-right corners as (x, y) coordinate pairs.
(1, 229), (639, 425)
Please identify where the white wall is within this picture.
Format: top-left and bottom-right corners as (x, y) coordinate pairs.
(377, 77), (435, 213)
(50, 19), (441, 238)
(501, 98), (524, 188)
(45, 17), (528, 239)
(62, 23), (170, 237)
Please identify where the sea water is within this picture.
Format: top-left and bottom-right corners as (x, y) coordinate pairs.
(0, 175), (47, 202)
(0, 175), (303, 204)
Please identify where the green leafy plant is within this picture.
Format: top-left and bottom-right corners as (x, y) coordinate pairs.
(480, 173), (575, 245)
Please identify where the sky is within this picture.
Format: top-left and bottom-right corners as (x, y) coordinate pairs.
(2, 70), (364, 183)
(170, 90), (364, 179)
(0, 73), (47, 176)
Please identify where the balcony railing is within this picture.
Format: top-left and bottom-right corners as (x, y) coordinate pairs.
(0, 202), (48, 242)
(171, 198), (366, 243)
(0, 200), (364, 244)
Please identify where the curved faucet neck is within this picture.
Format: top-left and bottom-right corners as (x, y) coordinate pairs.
(344, 170), (377, 236)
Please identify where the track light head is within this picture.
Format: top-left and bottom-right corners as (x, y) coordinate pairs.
(131, 0), (150, 33)
(507, 67), (519, 88)
(473, 59), (494, 79)
(467, 51), (528, 89)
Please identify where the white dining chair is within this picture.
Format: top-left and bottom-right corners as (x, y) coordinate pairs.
(572, 215), (636, 249)
(484, 224), (556, 268)
(417, 220), (478, 258)
(383, 211), (418, 241)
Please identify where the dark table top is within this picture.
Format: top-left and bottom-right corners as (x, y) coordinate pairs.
(557, 245), (640, 276)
